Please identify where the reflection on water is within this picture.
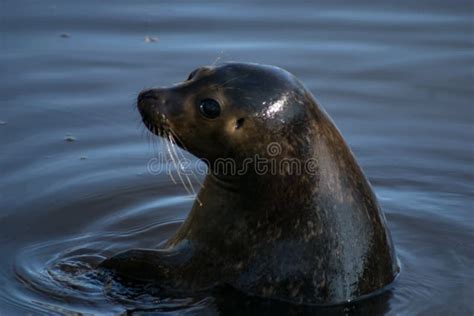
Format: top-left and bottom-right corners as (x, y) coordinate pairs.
(0, 0), (473, 314)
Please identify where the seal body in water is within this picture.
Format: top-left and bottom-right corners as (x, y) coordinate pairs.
(100, 62), (399, 305)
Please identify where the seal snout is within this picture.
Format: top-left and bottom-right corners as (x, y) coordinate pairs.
(137, 88), (170, 137)
(137, 89), (157, 102)
(137, 88), (166, 109)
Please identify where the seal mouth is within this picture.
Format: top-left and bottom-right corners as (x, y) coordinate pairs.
(142, 112), (168, 137)
(140, 110), (185, 148)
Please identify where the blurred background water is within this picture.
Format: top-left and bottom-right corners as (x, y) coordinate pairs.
(0, 0), (473, 315)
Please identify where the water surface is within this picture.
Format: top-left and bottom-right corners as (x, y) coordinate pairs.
(0, 0), (473, 315)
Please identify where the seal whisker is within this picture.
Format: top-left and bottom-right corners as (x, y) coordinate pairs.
(219, 74), (249, 88)
(165, 132), (195, 197)
(169, 133), (203, 206)
(151, 127), (160, 153)
(211, 51), (224, 66)
(167, 133), (199, 198)
(164, 138), (178, 185)
(220, 86), (243, 92)
(145, 125), (156, 153)
(158, 135), (177, 184)
(167, 128), (205, 190)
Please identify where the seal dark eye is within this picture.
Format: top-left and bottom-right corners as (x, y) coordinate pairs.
(199, 99), (221, 119)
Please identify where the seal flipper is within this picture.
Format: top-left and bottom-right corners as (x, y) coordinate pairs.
(98, 241), (194, 287)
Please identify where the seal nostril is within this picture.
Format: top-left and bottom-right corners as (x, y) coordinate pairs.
(138, 89), (157, 103)
(235, 118), (245, 129)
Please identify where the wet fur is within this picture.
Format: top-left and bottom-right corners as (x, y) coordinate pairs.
(99, 62), (399, 305)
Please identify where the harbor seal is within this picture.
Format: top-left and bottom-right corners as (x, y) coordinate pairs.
(99, 62), (399, 305)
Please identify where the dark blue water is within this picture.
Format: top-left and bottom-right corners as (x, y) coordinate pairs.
(0, 0), (473, 314)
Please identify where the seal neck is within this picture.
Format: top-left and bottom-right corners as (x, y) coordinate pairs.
(166, 167), (318, 246)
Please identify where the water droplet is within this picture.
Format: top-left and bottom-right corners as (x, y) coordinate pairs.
(144, 36), (159, 43)
(64, 135), (76, 142)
